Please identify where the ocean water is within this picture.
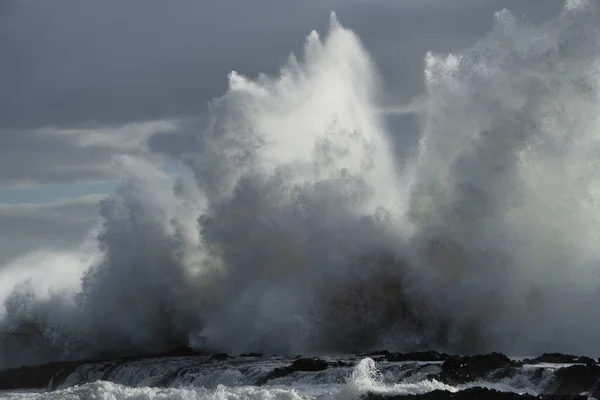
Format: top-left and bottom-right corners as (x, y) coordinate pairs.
(0, 356), (563, 399)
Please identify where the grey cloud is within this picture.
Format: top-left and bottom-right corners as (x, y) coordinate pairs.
(0, 0), (568, 263)
(1, 0), (564, 131)
(0, 195), (104, 265)
(0, 0), (333, 129)
(136, 0), (564, 162)
(0, 0), (332, 188)
(332, 0), (565, 105)
(0, 0), (567, 185)
(146, 118), (205, 160)
(0, 129), (116, 187)
(0, 120), (177, 187)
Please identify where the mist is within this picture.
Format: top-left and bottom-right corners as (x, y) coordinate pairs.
(2, 0), (600, 369)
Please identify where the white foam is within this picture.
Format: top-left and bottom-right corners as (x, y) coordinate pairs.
(0, 381), (311, 400)
(334, 358), (455, 399)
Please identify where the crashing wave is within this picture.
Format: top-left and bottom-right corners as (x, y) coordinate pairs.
(2, 1), (600, 369)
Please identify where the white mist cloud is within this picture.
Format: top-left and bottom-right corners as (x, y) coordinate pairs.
(0, 0), (583, 370)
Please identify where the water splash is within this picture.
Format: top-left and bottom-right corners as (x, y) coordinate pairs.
(2, 2), (600, 368)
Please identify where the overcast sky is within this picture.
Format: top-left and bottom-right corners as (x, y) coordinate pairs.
(0, 0), (564, 265)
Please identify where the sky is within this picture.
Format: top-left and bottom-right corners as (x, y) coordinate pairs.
(0, 0), (564, 266)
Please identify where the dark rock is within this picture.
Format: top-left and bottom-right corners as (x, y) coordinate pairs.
(578, 356), (596, 366)
(386, 351), (450, 362)
(0, 360), (82, 390)
(362, 387), (529, 399)
(487, 365), (520, 381)
(330, 360), (354, 368)
(551, 364), (600, 397)
(529, 353), (596, 365)
(240, 353), (264, 357)
(209, 353), (230, 361)
(534, 353), (579, 364)
(358, 350), (449, 362)
(359, 350), (392, 359)
(362, 387), (588, 400)
(258, 357), (329, 385)
(439, 353), (513, 384)
(258, 367), (292, 384)
(0, 346), (207, 390)
(290, 357), (328, 371)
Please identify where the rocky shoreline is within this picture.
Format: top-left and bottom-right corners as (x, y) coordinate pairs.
(0, 346), (205, 390)
(362, 387), (591, 400)
(1, 349), (600, 398)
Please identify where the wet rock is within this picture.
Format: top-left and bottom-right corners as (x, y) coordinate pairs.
(543, 353), (578, 364)
(0, 346), (207, 390)
(0, 360), (82, 390)
(359, 350), (392, 359)
(487, 365), (520, 381)
(258, 357), (329, 385)
(531, 353), (596, 365)
(358, 350), (450, 362)
(209, 353), (230, 361)
(578, 356), (596, 365)
(290, 357), (329, 371)
(362, 387), (527, 399)
(439, 353), (513, 384)
(387, 351), (450, 362)
(362, 387), (588, 399)
(257, 368), (291, 384)
(551, 364), (600, 397)
(330, 360), (354, 368)
(240, 353), (264, 357)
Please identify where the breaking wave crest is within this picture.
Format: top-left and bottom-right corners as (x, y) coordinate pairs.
(3, 1), (600, 368)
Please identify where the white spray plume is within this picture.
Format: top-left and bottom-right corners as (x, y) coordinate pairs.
(2, 3), (600, 368)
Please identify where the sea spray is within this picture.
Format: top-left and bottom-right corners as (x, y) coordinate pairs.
(408, 0), (600, 354)
(2, 1), (600, 369)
